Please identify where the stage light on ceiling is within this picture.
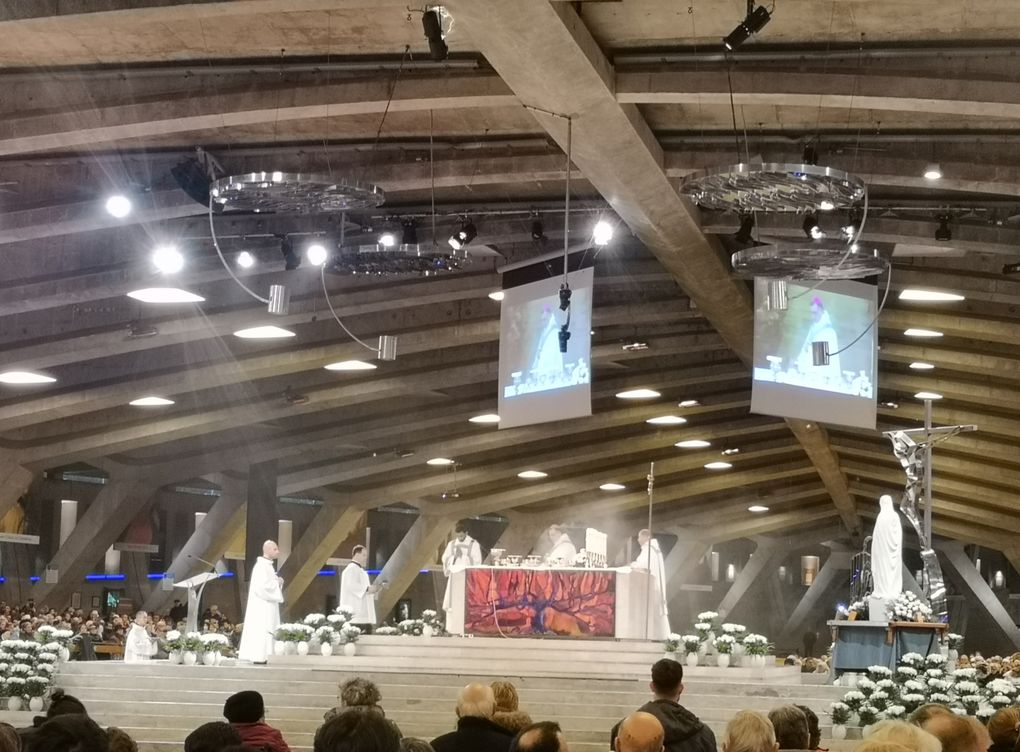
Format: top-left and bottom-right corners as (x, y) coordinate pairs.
(904, 328), (943, 338)
(448, 220), (477, 251)
(127, 288), (205, 304)
(280, 236), (300, 270)
(0, 371), (56, 385)
(899, 289), (966, 302)
(517, 470), (548, 479)
(924, 163), (943, 180)
(306, 242), (328, 266)
(748, 504), (770, 513)
(704, 461), (733, 470)
(678, 399), (701, 408)
(469, 413), (500, 424)
(646, 415), (687, 426)
(422, 8), (449, 62)
(488, 291), (505, 302)
(324, 360), (377, 371)
(104, 194), (132, 218)
(915, 391), (943, 400)
(721, 448), (741, 456)
(722, 3), (771, 50)
(935, 215), (952, 242)
(378, 232), (396, 248)
(676, 439), (711, 449)
(909, 362), (936, 370)
(427, 458), (455, 466)
(616, 388), (661, 400)
(233, 326), (296, 339)
(593, 220), (614, 246)
(801, 213), (824, 239)
(151, 245), (184, 274)
(129, 396), (175, 406)
(236, 251), (255, 269)
(599, 483), (626, 491)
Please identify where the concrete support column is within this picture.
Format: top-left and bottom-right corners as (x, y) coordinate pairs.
(941, 542), (1020, 651)
(194, 512), (206, 531)
(778, 549), (853, 646)
(374, 514), (458, 620)
(104, 546), (121, 575)
(244, 461), (278, 575)
(59, 500), (77, 545)
(0, 455), (32, 523)
(277, 520), (293, 567)
(715, 543), (785, 620)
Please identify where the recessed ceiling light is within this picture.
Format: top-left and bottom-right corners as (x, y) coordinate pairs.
(129, 396), (175, 406)
(678, 399), (701, 408)
(469, 414), (500, 424)
(675, 439), (711, 449)
(748, 505), (770, 513)
(324, 360), (377, 371)
(704, 461), (733, 470)
(488, 291), (505, 301)
(899, 289), (965, 302)
(915, 391), (943, 400)
(233, 326), (296, 339)
(0, 371), (56, 385)
(923, 163), (942, 181)
(904, 328), (943, 338)
(909, 362), (936, 370)
(127, 288), (205, 304)
(104, 195), (132, 218)
(599, 483), (626, 491)
(646, 415), (687, 426)
(616, 388), (661, 400)
(518, 470), (548, 479)
(622, 341), (649, 352)
(880, 401), (900, 409)
(721, 448), (740, 455)
(427, 458), (455, 466)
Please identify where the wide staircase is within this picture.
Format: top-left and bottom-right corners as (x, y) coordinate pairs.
(0, 637), (849, 752)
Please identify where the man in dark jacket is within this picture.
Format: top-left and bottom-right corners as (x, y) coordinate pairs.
(431, 683), (514, 752)
(610, 659), (716, 752)
(223, 690), (291, 752)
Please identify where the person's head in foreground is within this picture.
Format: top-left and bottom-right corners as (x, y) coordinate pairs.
(31, 716), (108, 752)
(615, 711), (665, 752)
(341, 678), (383, 710)
(864, 720), (941, 752)
(399, 740), (434, 752)
(107, 727), (138, 752)
(723, 710), (778, 752)
(794, 706), (820, 750)
(511, 721), (570, 752)
(768, 706), (809, 750)
(0, 722), (19, 752)
(649, 658), (684, 701)
(908, 705), (954, 727)
(855, 743), (917, 752)
(916, 711), (981, 752)
(456, 683), (495, 719)
(43, 689), (87, 721)
(185, 722), (243, 752)
(491, 681), (520, 713)
(223, 691), (265, 724)
(314, 711), (401, 752)
(987, 707), (1020, 752)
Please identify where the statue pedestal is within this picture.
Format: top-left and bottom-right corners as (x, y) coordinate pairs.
(868, 596), (891, 623)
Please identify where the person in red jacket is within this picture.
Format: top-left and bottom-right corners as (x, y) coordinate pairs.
(223, 690), (291, 752)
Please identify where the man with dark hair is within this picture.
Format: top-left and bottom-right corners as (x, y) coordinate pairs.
(30, 716), (108, 752)
(185, 722), (243, 752)
(223, 690), (291, 752)
(793, 706), (822, 751)
(511, 721), (569, 752)
(314, 711), (401, 752)
(610, 660), (715, 752)
(768, 706), (809, 751)
(340, 545), (379, 631)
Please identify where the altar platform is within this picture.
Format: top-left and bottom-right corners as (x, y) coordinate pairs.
(0, 638), (850, 752)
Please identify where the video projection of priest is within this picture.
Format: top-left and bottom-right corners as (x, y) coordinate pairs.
(631, 529), (670, 635)
(869, 494), (903, 620)
(339, 545), (378, 628)
(441, 520), (483, 612)
(238, 540), (284, 664)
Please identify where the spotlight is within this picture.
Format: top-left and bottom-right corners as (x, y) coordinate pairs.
(422, 9), (449, 62)
(802, 213), (824, 239)
(237, 251), (255, 269)
(306, 242), (328, 266)
(531, 215), (545, 241)
(151, 245), (184, 274)
(105, 194), (132, 218)
(279, 236), (300, 270)
(448, 220), (477, 250)
(723, 3), (771, 51)
(924, 163), (942, 181)
(735, 213), (755, 244)
(401, 220), (418, 246)
(935, 215), (952, 242)
(378, 232), (396, 248)
(593, 220), (614, 246)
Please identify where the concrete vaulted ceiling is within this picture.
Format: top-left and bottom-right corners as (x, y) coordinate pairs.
(1, 0), (1020, 586)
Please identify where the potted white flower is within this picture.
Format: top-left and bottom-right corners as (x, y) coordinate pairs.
(6, 677), (25, 711)
(374, 626), (399, 636)
(681, 635), (701, 667)
(742, 634), (770, 669)
(303, 613), (327, 629)
(713, 634), (736, 668)
(694, 622), (713, 657)
(199, 633), (230, 665)
(164, 630), (183, 663)
(663, 633), (681, 658)
(830, 702), (850, 739)
(421, 610), (442, 638)
(25, 675), (48, 712)
(181, 632), (202, 665)
(340, 623), (361, 656)
(946, 633), (964, 663)
(313, 626), (338, 656)
(293, 623), (314, 655)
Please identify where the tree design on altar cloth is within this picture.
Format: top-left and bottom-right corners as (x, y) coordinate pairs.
(464, 568), (615, 636)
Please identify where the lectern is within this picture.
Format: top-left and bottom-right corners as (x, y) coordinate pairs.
(174, 572), (220, 633)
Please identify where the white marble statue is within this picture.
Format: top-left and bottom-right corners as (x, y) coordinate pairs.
(869, 494), (903, 619)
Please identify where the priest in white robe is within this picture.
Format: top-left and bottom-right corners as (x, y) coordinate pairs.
(124, 611), (156, 663)
(631, 529), (670, 636)
(441, 521), (483, 613)
(546, 524), (577, 564)
(340, 545), (379, 628)
(238, 540), (284, 664)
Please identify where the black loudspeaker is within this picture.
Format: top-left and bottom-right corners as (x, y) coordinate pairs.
(170, 160), (212, 206)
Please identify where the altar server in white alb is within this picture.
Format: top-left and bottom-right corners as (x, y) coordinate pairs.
(238, 540), (284, 664)
(124, 611), (156, 663)
(340, 545), (380, 628)
(631, 528), (670, 636)
(441, 520), (483, 614)
(546, 524), (577, 563)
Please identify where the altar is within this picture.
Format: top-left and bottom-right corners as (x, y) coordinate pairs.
(446, 566), (668, 640)
(828, 620), (947, 676)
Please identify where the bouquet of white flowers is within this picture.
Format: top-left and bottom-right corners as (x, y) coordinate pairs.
(303, 613), (327, 628)
(313, 626), (337, 645)
(742, 634), (770, 656)
(830, 702), (850, 725)
(867, 665), (893, 681)
(888, 592), (933, 621)
(374, 626), (399, 636)
(900, 653), (925, 668)
(199, 633), (231, 653)
(886, 705), (907, 719)
(713, 634), (736, 654)
(340, 623), (361, 644)
(694, 622), (712, 640)
(720, 623), (746, 635)
(697, 611), (719, 625)
(164, 630), (183, 651)
(663, 633), (682, 653)
(682, 635), (702, 653)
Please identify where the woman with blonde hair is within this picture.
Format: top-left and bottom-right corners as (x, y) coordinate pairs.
(490, 680), (533, 734)
(723, 710), (778, 752)
(987, 707), (1020, 752)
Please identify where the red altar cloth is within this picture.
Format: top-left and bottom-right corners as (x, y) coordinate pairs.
(464, 567), (616, 637)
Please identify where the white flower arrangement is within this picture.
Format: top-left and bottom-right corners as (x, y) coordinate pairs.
(992, 694), (1013, 708)
(868, 665), (893, 679)
(830, 702), (851, 725)
(960, 694), (982, 712)
(313, 626), (337, 645)
(925, 668), (945, 679)
(900, 652), (925, 667)
(340, 623), (361, 643)
(888, 591), (933, 621)
(326, 614), (345, 625)
(903, 680), (927, 694)
(199, 633), (231, 653)
(987, 679), (1016, 697)
(36, 663), (54, 675)
(374, 625), (399, 636)
(713, 634), (737, 654)
(857, 704), (879, 726)
(720, 623), (746, 634)
(901, 693), (927, 707)
(36, 625), (56, 638)
(697, 611), (719, 623)
(842, 690), (866, 710)
(40, 642), (61, 654)
(978, 708), (996, 722)
(694, 622), (712, 638)
(24, 675), (49, 698)
(876, 679), (897, 692)
(947, 633), (964, 650)
(334, 606), (355, 622)
(53, 629), (74, 645)
(886, 705), (907, 719)
(742, 634), (770, 656)
(10, 663), (31, 676)
(929, 692), (953, 705)
(303, 613), (327, 627)
(663, 633), (682, 652)
(869, 690), (890, 709)
(13, 652), (29, 662)
(682, 634), (703, 653)
(955, 680), (980, 695)
(927, 678), (952, 692)
(952, 667), (977, 680)
(856, 677), (878, 693)
(925, 653), (947, 666)
(37, 652), (57, 663)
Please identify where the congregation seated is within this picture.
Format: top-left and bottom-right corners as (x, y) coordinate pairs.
(615, 711), (666, 752)
(863, 720), (940, 752)
(511, 721), (571, 752)
(185, 722), (243, 752)
(723, 710), (779, 752)
(26, 716), (108, 752)
(491, 681), (534, 735)
(768, 706), (811, 752)
(430, 683), (514, 752)
(315, 710), (401, 752)
(223, 690), (292, 752)
(911, 708), (982, 752)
